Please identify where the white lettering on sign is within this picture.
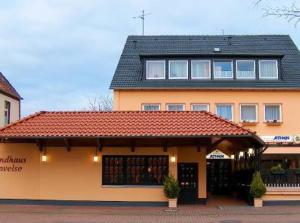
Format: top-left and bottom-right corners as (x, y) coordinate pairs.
(206, 149), (230, 159)
(261, 135), (294, 143)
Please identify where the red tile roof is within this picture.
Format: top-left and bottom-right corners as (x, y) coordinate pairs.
(0, 72), (22, 100)
(0, 111), (255, 138)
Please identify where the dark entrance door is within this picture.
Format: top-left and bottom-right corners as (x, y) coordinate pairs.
(178, 163), (198, 204)
(207, 159), (231, 194)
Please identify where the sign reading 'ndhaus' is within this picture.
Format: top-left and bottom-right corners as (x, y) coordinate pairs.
(0, 156), (26, 172)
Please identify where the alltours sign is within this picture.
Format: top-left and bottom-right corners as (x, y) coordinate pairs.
(0, 156), (26, 172)
(206, 149), (230, 159)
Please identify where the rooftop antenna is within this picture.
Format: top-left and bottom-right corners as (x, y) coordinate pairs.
(133, 10), (151, 35)
(221, 29), (225, 35)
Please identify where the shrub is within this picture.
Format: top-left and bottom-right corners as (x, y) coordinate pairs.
(270, 163), (285, 174)
(163, 175), (180, 199)
(250, 171), (267, 198)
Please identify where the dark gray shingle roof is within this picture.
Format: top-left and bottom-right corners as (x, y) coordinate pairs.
(110, 35), (300, 89)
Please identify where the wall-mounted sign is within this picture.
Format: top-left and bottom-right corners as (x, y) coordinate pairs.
(0, 156), (26, 172)
(294, 135), (300, 144)
(206, 149), (230, 159)
(261, 135), (294, 143)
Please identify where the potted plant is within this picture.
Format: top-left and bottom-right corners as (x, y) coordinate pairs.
(163, 175), (180, 208)
(250, 171), (267, 208)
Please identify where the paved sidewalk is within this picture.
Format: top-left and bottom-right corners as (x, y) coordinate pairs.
(0, 204), (300, 223)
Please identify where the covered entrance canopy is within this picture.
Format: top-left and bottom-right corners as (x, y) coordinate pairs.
(0, 111), (264, 151)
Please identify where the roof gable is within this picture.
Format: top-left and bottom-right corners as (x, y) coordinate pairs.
(0, 72), (22, 100)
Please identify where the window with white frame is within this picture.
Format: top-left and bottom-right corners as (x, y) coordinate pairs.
(216, 104), (233, 121)
(191, 104), (209, 112)
(259, 60), (278, 79)
(191, 60), (211, 79)
(4, 101), (10, 125)
(236, 60), (255, 79)
(166, 104), (185, 111)
(240, 104), (257, 122)
(146, 60), (165, 79)
(264, 104), (281, 122)
(213, 60), (233, 79)
(169, 60), (188, 79)
(142, 104), (160, 111)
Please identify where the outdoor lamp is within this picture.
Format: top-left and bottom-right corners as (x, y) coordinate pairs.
(230, 155), (235, 160)
(248, 148), (254, 156)
(170, 156), (176, 163)
(93, 155), (99, 162)
(41, 154), (47, 162)
(239, 151), (244, 158)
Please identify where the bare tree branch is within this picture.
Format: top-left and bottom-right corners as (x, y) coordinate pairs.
(87, 94), (113, 111)
(255, 1), (300, 27)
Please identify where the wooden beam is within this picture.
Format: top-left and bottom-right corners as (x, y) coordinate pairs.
(96, 138), (102, 152)
(131, 140), (135, 152)
(207, 138), (226, 154)
(64, 138), (71, 152)
(36, 139), (43, 152)
(163, 140), (168, 152)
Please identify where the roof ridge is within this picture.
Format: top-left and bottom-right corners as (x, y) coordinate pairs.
(203, 111), (255, 135)
(0, 72), (22, 99)
(0, 111), (46, 132)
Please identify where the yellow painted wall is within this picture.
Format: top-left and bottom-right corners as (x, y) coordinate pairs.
(113, 89), (300, 136)
(0, 94), (20, 127)
(0, 143), (208, 202)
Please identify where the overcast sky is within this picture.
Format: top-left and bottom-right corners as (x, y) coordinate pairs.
(0, 0), (299, 116)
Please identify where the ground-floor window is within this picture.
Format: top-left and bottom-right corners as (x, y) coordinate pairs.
(102, 156), (168, 185)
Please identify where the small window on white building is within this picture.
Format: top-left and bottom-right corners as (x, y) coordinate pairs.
(146, 60), (165, 79)
(169, 60), (188, 79)
(264, 104), (281, 122)
(240, 104), (257, 122)
(4, 101), (11, 125)
(216, 104), (233, 121)
(191, 104), (209, 112)
(259, 60), (278, 79)
(166, 104), (185, 111)
(142, 104), (160, 111)
(213, 61), (233, 79)
(236, 60), (255, 79)
(191, 60), (211, 79)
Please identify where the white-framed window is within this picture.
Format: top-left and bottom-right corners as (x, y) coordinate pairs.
(166, 104), (185, 111)
(240, 104), (258, 122)
(169, 60), (188, 79)
(142, 104), (161, 111)
(236, 60), (256, 79)
(191, 104), (209, 112)
(4, 101), (11, 125)
(216, 104), (233, 121)
(213, 60), (233, 79)
(259, 60), (278, 79)
(146, 60), (165, 79)
(191, 60), (211, 79)
(264, 104), (282, 122)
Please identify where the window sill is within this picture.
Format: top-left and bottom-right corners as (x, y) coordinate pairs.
(264, 121), (283, 126)
(240, 121), (258, 126)
(102, 185), (163, 188)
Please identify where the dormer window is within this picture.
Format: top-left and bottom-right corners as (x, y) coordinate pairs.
(169, 60), (188, 79)
(259, 60), (278, 79)
(191, 60), (211, 79)
(213, 60), (233, 79)
(146, 60), (165, 79)
(236, 60), (255, 79)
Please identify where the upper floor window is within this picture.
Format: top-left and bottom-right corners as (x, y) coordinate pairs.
(166, 103), (185, 111)
(169, 60), (188, 79)
(4, 101), (11, 125)
(236, 60), (255, 79)
(240, 104), (257, 122)
(216, 104), (233, 121)
(191, 104), (209, 112)
(259, 60), (278, 79)
(142, 104), (160, 111)
(191, 60), (211, 79)
(146, 60), (165, 79)
(213, 60), (233, 79)
(264, 104), (282, 122)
